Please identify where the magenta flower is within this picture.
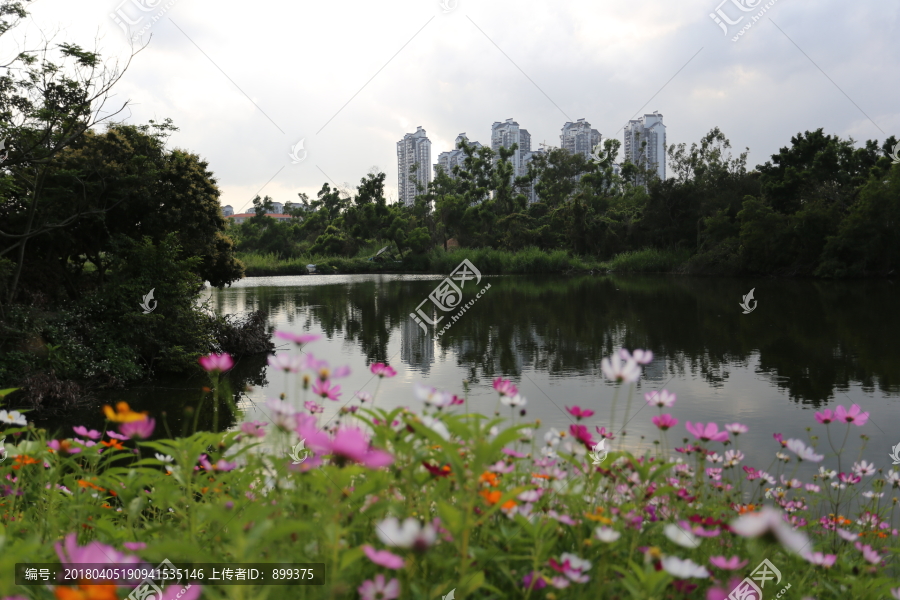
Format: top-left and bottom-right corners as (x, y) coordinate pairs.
(55, 533), (145, 569)
(304, 400), (324, 414)
(724, 423), (748, 435)
(370, 362), (397, 378)
(709, 556), (748, 570)
(839, 472), (861, 484)
(652, 414), (678, 430)
(358, 574), (400, 600)
(493, 377), (518, 397)
(123, 542), (147, 551)
(566, 406), (594, 420)
(522, 571), (548, 590)
(594, 426), (615, 439)
(685, 421), (729, 443)
(312, 379), (342, 401)
(198, 353), (234, 373)
(330, 427), (394, 468)
(72, 426), (101, 440)
(240, 421), (268, 438)
(47, 440), (81, 454)
(645, 389), (676, 407)
(274, 331), (322, 346)
(107, 430), (130, 441)
(569, 424), (595, 447)
(815, 408), (835, 424)
(835, 404), (869, 426)
(119, 418), (156, 439)
(361, 545), (405, 569)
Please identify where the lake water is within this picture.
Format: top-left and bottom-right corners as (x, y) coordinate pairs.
(33, 274), (900, 488)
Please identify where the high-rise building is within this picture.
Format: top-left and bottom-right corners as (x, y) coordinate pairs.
(491, 118), (531, 180)
(270, 201), (283, 214)
(434, 133), (483, 180)
(520, 148), (547, 203)
(397, 126), (432, 206)
(623, 111), (666, 182)
(560, 118), (601, 160)
(222, 204), (234, 217)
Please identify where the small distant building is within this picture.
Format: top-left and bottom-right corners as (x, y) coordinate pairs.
(270, 201), (284, 214)
(226, 213), (293, 225)
(560, 118), (601, 160)
(222, 204), (234, 217)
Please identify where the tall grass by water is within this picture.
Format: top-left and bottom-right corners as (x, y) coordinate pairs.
(601, 248), (691, 273)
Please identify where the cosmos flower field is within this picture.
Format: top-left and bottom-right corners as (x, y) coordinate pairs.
(0, 333), (898, 600)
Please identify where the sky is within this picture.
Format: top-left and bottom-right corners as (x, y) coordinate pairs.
(4, 0), (898, 214)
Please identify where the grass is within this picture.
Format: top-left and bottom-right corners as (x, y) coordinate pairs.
(600, 248), (692, 273)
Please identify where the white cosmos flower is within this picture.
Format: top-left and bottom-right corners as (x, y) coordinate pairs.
(421, 416), (450, 441)
(601, 353), (642, 383)
(0, 410), (27, 426)
(818, 466), (837, 479)
(852, 460), (876, 477)
(500, 393), (527, 407)
(661, 556), (709, 578)
(730, 506), (810, 554)
(785, 439), (825, 462)
(595, 527), (621, 543)
(375, 517), (437, 549)
(664, 524), (700, 548)
(544, 428), (563, 447)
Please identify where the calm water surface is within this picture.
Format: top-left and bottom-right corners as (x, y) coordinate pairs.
(34, 274), (900, 486)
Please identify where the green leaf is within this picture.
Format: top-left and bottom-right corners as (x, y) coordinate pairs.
(461, 570), (485, 595)
(437, 501), (463, 534)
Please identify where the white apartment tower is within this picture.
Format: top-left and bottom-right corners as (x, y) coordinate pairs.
(397, 126), (432, 206)
(491, 118), (532, 179)
(560, 118), (601, 159)
(520, 148), (547, 203)
(434, 133), (483, 180)
(623, 112), (666, 182)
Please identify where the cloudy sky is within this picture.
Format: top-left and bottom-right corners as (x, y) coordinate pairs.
(6, 0), (898, 213)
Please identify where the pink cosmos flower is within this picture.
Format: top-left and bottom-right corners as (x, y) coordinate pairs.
(835, 404), (869, 426)
(548, 553), (591, 583)
(301, 353), (350, 380)
(330, 427), (394, 468)
(199, 454), (236, 472)
(724, 423), (748, 435)
(274, 331), (322, 346)
(123, 542), (146, 551)
(55, 533), (145, 570)
(522, 571), (548, 590)
(601, 353), (641, 383)
(267, 353), (302, 373)
(361, 545), (404, 569)
(106, 430), (130, 441)
(47, 440), (81, 454)
(685, 421), (729, 443)
(311, 379), (341, 401)
(240, 421), (267, 437)
(198, 353), (234, 373)
(802, 551), (836, 567)
(355, 391), (373, 403)
(370, 363), (397, 378)
(566, 406), (594, 420)
(707, 578), (744, 600)
(705, 468), (723, 481)
(493, 377), (518, 397)
(652, 414), (678, 430)
(730, 506), (810, 553)
(854, 542), (881, 564)
(569, 424), (595, 447)
(72, 426), (101, 440)
(357, 574), (400, 600)
(620, 348), (654, 365)
(303, 400), (324, 414)
(815, 408), (835, 424)
(839, 472), (861, 484)
(709, 556), (748, 570)
(119, 418), (155, 440)
(645, 390), (676, 407)
(595, 426), (615, 439)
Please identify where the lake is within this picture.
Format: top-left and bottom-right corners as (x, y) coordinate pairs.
(31, 273), (900, 488)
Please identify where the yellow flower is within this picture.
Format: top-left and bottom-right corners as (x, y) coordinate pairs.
(102, 401), (148, 423)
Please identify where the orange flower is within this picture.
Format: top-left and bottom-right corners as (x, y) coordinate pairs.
(735, 504), (758, 515)
(102, 401), (148, 423)
(531, 473), (550, 480)
(55, 582), (118, 600)
(479, 472), (499, 487)
(77, 480), (105, 491)
(12, 455), (40, 470)
(479, 489), (502, 505)
(584, 507), (613, 524)
(100, 439), (125, 450)
(501, 500), (517, 511)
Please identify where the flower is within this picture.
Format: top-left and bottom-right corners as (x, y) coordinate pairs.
(835, 404), (869, 426)
(724, 450), (744, 466)
(123, 542), (146, 551)
(595, 527), (621, 543)
(301, 354), (350, 380)
(852, 460), (876, 477)
(198, 353), (234, 373)
(119, 418), (155, 440)
(685, 422), (729, 443)
(239, 421), (267, 438)
(664, 524), (700, 548)
(48, 440), (81, 455)
(601, 353), (641, 383)
(102, 402), (148, 423)
(370, 363), (396, 378)
(566, 406), (594, 419)
(652, 414), (678, 430)
(274, 331), (321, 346)
(730, 506), (810, 553)
(55, 533), (144, 570)
(266, 398), (298, 431)
(709, 556), (748, 570)
(661, 556), (710, 578)
(815, 408), (835, 424)
(594, 426), (615, 439)
(802, 551), (836, 567)
(325, 427), (394, 468)
(522, 571), (548, 590)
(267, 353), (302, 373)
(375, 517), (437, 551)
(501, 393), (527, 407)
(72, 426), (101, 440)
(492, 377), (518, 397)
(548, 553), (591, 583)
(361, 545), (404, 569)
(724, 423), (748, 435)
(620, 348), (653, 365)
(854, 542), (881, 564)
(311, 379), (341, 401)
(707, 578), (745, 600)
(645, 390), (676, 407)
(421, 416), (451, 441)
(414, 384), (454, 408)
(357, 575), (400, 600)
(785, 439), (824, 462)
(0, 410), (27, 427)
